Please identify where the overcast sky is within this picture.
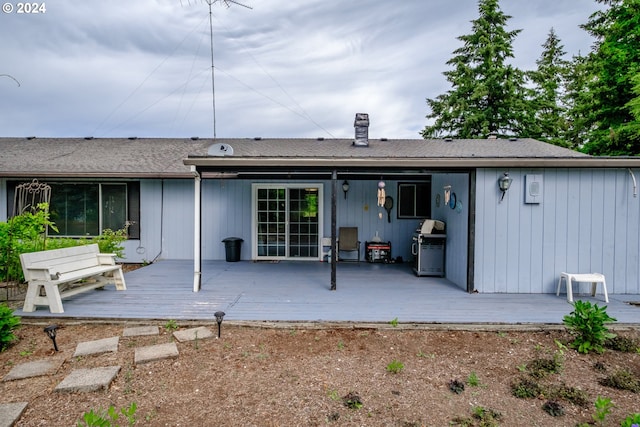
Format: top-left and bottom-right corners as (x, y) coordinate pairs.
(0, 0), (601, 140)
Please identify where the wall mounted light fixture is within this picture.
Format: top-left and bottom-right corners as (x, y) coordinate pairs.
(342, 180), (350, 199)
(498, 172), (513, 202)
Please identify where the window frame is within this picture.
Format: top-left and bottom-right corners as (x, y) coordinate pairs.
(6, 180), (140, 239)
(397, 181), (432, 219)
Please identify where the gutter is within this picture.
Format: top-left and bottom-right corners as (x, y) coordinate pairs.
(184, 156), (640, 169)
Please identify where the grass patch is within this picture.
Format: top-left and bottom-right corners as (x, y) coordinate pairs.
(599, 369), (640, 393)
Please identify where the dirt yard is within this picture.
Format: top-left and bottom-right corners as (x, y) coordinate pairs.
(1, 321), (639, 426)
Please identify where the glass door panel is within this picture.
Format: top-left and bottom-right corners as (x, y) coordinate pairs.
(288, 188), (319, 258)
(255, 185), (321, 259)
(257, 188), (286, 257)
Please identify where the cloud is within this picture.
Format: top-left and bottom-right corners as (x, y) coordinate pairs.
(0, 0), (601, 139)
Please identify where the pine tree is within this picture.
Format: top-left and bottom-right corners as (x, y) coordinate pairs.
(579, 0), (640, 155)
(525, 28), (571, 147)
(421, 0), (528, 139)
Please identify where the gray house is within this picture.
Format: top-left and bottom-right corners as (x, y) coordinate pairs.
(2, 132), (640, 296)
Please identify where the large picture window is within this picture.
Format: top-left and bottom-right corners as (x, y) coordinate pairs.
(7, 181), (140, 238)
(397, 181), (432, 219)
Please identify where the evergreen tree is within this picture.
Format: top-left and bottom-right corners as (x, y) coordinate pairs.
(579, 0), (640, 155)
(421, 0), (528, 139)
(526, 28), (571, 147)
(564, 54), (595, 150)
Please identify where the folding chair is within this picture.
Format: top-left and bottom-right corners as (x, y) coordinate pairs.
(338, 227), (360, 262)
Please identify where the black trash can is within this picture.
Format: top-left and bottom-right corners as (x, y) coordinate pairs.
(222, 237), (243, 262)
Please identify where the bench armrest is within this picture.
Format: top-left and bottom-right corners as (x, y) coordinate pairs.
(96, 253), (117, 265)
(23, 266), (58, 281)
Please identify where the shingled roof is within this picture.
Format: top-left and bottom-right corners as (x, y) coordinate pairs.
(1, 136), (637, 178)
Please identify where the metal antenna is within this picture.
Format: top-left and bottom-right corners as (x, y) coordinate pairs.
(205, 0), (251, 138)
(0, 74), (21, 87)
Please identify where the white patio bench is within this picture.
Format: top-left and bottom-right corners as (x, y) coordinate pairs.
(20, 243), (126, 313)
(556, 272), (608, 303)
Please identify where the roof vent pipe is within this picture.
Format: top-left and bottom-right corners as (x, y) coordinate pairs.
(353, 113), (369, 147)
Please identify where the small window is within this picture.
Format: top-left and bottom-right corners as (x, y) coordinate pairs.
(398, 181), (432, 219)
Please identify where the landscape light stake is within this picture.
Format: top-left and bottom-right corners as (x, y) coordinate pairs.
(44, 325), (59, 351)
(214, 311), (225, 338)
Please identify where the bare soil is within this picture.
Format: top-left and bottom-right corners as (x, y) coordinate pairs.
(1, 321), (639, 426)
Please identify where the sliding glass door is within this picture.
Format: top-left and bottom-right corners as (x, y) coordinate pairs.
(253, 184), (322, 260)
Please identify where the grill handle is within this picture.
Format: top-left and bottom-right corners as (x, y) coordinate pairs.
(411, 242), (417, 256)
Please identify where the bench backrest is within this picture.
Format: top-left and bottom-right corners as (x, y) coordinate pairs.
(20, 244), (102, 281)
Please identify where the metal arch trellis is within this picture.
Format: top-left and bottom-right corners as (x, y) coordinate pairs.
(2, 179), (52, 301)
(13, 179), (52, 216)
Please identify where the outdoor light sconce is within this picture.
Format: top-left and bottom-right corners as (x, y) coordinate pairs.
(214, 311), (225, 338)
(342, 180), (350, 199)
(498, 172), (513, 202)
(44, 324), (59, 352)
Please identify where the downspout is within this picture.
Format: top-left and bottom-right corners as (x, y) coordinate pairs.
(330, 170), (337, 290)
(628, 168), (637, 198)
(192, 166), (202, 292)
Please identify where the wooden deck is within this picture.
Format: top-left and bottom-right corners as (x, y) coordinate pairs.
(16, 260), (640, 325)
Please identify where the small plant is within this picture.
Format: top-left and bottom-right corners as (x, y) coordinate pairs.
(77, 402), (137, 427)
(471, 406), (501, 426)
(416, 350), (434, 359)
(542, 400), (565, 417)
(342, 392), (363, 409)
(164, 319), (178, 332)
(547, 383), (590, 407)
(592, 396), (614, 425)
(599, 369), (640, 393)
(466, 371), (482, 387)
(337, 340), (345, 351)
(448, 379), (465, 394)
(605, 335), (640, 353)
(389, 317), (399, 327)
(511, 378), (543, 399)
(0, 303), (21, 352)
(386, 359), (404, 374)
(526, 351), (563, 379)
(563, 300), (617, 354)
(620, 413), (640, 427)
(327, 389), (339, 401)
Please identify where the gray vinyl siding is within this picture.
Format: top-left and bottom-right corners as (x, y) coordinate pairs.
(431, 173), (469, 291)
(475, 168), (640, 294)
(0, 178), (6, 222)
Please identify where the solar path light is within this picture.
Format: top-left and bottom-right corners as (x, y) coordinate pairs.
(44, 324), (59, 351)
(214, 311), (225, 338)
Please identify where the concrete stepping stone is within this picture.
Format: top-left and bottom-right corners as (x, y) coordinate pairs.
(3, 358), (65, 381)
(0, 402), (28, 427)
(73, 336), (119, 357)
(173, 326), (214, 342)
(55, 366), (120, 393)
(123, 325), (159, 337)
(134, 342), (179, 365)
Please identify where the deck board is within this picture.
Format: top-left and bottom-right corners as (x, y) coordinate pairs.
(15, 260), (640, 325)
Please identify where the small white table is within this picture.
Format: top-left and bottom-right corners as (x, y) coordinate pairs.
(556, 272), (609, 303)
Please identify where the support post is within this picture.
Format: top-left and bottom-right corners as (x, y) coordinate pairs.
(331, 170), (337, 290)
(192, 166), (202, 292)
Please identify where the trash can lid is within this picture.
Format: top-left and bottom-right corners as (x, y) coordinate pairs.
(222, 237), (244, 242)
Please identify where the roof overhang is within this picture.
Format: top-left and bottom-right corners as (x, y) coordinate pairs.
(184, 156), (640, 170)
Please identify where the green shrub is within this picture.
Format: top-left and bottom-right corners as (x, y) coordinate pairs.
(620, 412), (640, 427)
(77, 402), (137, 427)
(0, 303), (21, 351)
(0, 204), (56, 282)
(563, 301), (617, 354)
(0, 203), (127, 283)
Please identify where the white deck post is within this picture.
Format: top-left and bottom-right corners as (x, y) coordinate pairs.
(192, 166), (202, 292)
